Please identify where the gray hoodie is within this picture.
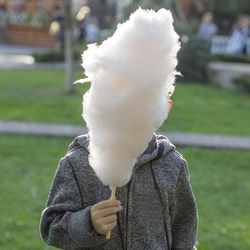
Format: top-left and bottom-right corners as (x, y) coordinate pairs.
(40, 134), (198, 250)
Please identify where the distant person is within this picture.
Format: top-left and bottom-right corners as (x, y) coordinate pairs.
(226, 15), (249, 54)
(198, 12), (217, 39)
(85, 17), (99, 43)
(50, 6), (65, 51)
(74, 19), (86, 44)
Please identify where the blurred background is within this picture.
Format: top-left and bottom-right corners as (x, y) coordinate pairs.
(0, 0), (249, 249)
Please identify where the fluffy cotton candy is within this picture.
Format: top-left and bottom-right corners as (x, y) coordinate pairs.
(81, 8), (180, 188)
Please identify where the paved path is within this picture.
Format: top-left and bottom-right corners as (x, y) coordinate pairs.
(0, 44), (81, 69)
(0, 55), (80, 70)
(1, 120), (250, 150)
(0, 44), (50, 55)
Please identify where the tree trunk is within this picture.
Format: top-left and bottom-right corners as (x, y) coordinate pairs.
(64, 0), (74, 94)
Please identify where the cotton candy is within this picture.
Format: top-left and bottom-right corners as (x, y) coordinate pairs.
(81, 8), (180, 188)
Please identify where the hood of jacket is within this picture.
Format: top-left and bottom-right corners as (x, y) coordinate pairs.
(68, 133), (175, 167)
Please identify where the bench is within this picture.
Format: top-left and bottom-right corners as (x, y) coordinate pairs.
(207, 62), (250, 89)
(5, 24), (55, 47)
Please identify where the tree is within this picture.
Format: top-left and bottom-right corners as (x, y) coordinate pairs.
(122, 0), (203, 35)
(64, 0), (74, 94)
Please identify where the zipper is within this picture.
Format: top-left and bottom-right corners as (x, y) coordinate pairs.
(125, 175), (133, 250)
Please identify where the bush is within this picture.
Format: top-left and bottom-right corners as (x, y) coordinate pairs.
(33, 50), (82, 62)
(234, 76), (250, 93)
(211, 54), (250, 64)
(33, 50), (63, 62)
(32, 44), (87, 62)
(177, 37), (211, 83)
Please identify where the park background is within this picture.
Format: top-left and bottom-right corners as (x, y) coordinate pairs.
(0, 0), (250, 249)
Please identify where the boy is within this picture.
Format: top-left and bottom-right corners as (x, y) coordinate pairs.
(40, 101), (198, 250)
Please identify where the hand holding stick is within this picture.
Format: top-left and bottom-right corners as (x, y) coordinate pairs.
(90, 187), (120, 239)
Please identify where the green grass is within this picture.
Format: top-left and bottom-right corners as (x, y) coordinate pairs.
(0, 70), (87, 125)
(0, 135), (70, 250)
(181, 147), (250, 250)
(163, 82), (250, 136)
(0, 134), (249, 249)
(0, 69), (250, 135)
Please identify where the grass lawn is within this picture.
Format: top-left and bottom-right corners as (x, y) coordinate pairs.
(0, 69), (250, 136)
(0, 134), (249, 249)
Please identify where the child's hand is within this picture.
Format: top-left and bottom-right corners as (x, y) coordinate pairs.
(91, 200), (122, 235)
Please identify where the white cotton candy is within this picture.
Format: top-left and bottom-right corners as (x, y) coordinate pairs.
(81, 8), (180, 188)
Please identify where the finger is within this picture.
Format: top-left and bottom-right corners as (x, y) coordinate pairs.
(95, 205), (122, 218)
(93, 200), (121, 210)
(103, 221), (117, 233)
(99, 214), (117, 225)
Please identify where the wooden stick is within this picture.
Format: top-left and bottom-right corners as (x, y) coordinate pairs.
(106, 187), (117, 240)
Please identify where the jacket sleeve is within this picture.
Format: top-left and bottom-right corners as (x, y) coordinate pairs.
(40, 157), (107, 249)
(170, 159), (198, 250)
